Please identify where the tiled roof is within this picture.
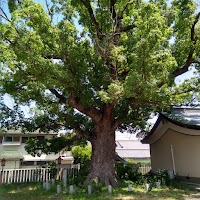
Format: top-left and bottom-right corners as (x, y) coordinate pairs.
(166, 108), (200, 126)
(116, 150), (150, 158)
(142, 108), (200, 144)
(2, 129), (58, 135)
(116, 140), (150, 158)
(0, 151), (24, 160)
(116, 140), (149, 149)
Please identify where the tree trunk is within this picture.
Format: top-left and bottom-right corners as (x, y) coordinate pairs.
(89, 122), (117, 186)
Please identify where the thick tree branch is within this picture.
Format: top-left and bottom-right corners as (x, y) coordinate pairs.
(49, 89), (102, 123)
(191, 12), (200, 42)
(112, 119), (121, 131)
(42, 54), (62, 60)
(74, 126), (89, 140)
(80, 0), (104, 40)
(168, 12), (200, 79)
(120, 24), (136, 32)
(172, 50), (194, 77)
(102, 103), (115, 120)
(49, 89), (67, 104)
(101, 103), (121, 131)
(109, 0), (117, 21)
(68, 95), (101, 123)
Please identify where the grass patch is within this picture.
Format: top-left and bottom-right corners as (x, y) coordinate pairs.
(0, 181), (198, 200)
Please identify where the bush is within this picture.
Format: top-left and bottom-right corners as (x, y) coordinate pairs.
(143, 170), (156, 184)
(72, 145), (92, 164)
(116, 162), (143, 184)
(156, 169), (171, 186)
(71, 145), (92, 184)
(143, 168), (171, 186)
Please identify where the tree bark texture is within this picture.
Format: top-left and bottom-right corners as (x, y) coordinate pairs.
(89, 121), (116, 186)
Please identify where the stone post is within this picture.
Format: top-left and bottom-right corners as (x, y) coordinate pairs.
(51, 178), (55, 185)
(88, 185), (92, 195)
(69, 185), (74, 194)
(62, 169), (67, 188)
(108, 185), (112, 194)
(128, 184), (132, 192)
(57, 185), (61, 194)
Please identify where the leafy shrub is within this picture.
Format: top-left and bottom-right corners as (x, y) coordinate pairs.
(72, 145), (92, 164)
(143, 170), (156, 184)
(143, 168), (171, 186)
(71, 145), (92, 184)
(156, 169), (171, 186)
(116, 162), (143, 184)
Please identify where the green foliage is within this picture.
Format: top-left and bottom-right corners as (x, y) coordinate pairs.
(25, 135), (69, 155)
(24, 133), (87, 156)
(0, 0), (200, 184)
(8, 0), (18, 13)
(72, 145), (92, 164)
(71, 145), (92, 184)
(144, 168), (171, 186)
(1, 181), (198, 200)
(0, 0), (199, 136)
(116, 162), (143, 184)
(155, 169), (171, 186)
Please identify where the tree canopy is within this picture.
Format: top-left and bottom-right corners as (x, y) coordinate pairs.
(0, 0), (200, 184)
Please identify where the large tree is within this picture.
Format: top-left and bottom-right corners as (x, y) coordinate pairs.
(0, 0), (200, 185)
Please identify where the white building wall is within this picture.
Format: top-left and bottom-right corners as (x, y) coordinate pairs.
(0, 134), (58, 169)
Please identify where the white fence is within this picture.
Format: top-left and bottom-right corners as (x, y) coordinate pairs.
(0, 164), (80, 184)
(0, 165), (150, 184)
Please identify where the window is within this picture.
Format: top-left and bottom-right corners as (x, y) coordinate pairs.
(13, 136), (20, 142)
(37, 161), (47, 165)
(21, 161), (35, 166)
(3, 136), (21, 144)
(4, 136), (12, 142)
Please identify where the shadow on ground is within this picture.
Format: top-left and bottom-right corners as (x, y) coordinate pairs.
(0, 181), (199, 200)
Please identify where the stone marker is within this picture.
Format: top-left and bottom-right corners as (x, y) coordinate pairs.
(144, 183), (150, 191)
(43, 181), (46, 190)
(63, 169), (67, 188)
(88, 185), (92, 195)
(51, 178), (55, 185)
(108, 185), (112, 194)
(69, 185), (74, 194)
(156, 181), (161, 188)
(46, 181), (50, 191)
(128, 184), (132, 192)
(57, 185), (61, 194)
